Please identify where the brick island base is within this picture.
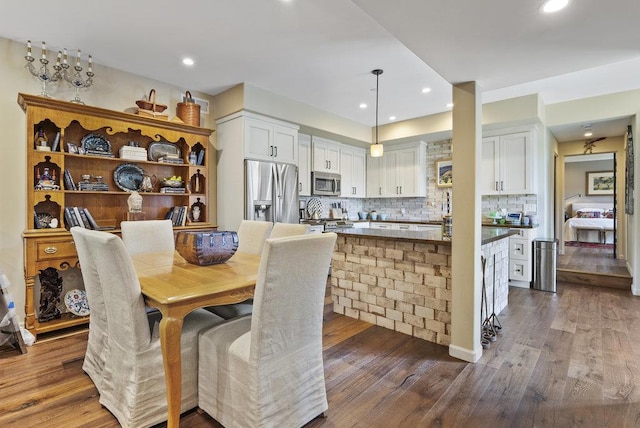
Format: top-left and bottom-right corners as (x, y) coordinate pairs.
(330, 232), (509, 346)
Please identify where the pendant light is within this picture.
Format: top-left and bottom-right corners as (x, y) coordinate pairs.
(370, 69), (384, 157)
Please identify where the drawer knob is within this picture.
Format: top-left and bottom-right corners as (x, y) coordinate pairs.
(44, 246), (58, 254)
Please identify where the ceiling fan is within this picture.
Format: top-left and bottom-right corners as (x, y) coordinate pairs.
(584, 137), (606, 154)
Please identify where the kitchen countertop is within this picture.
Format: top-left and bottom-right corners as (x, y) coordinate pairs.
(334, 226), (519, 245)
(353, 218), (539, 229)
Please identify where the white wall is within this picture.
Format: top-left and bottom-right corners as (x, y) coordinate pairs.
(0, 37), (216, 325)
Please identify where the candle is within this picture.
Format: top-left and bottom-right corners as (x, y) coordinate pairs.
(41, 41), (46, 59)
(76, 49), (81, 66)
(26, 40), (32, 57)
(88, 55), (92, 72)
(63, 48), (67, 64)
(56, 51), (61, 66)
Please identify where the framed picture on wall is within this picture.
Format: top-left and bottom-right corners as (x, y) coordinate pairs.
(436, 159), (452, 187)
(586, 170), (614, 195)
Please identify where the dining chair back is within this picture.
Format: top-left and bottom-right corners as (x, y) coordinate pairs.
(73, 227), (224, 428)
(206, 222), (308, 320)
(120, 219), (175, 256)
(269, 222), (310, 239)
(199, 232), (337, 427)
(70, 226), (109, 393)
(235, 220), (273, 255)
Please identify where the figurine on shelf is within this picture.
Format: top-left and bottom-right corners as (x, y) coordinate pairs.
(37, 267), (63, 322)
(127, 191), (143, 212)
(34, 128), (50, 151)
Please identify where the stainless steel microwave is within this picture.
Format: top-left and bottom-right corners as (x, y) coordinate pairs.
(311, 172), (341, 196)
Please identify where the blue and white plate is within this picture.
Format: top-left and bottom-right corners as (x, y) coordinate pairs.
(64, 289), (90, 317)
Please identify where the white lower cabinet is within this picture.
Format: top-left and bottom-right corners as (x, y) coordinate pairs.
(369, 222), (439, 231)
(509, 228), (538, 287)
(308, 225), (324, 234)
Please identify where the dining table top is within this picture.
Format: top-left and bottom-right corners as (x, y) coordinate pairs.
(132, 250), (261, 308)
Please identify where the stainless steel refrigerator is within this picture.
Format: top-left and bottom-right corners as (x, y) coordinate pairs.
(245, 159), (299, 224)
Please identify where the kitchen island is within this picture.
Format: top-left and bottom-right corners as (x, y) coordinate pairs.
(330, 226), (517, 346)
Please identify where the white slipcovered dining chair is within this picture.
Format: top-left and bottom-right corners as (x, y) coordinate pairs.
(207, 222), (309, 320)
(70, 226), (109, 393)
(198, 232), (337, 428)
(269, 222), (310, 239)
(71, 227), (225, 428)
(235, 219), (273, 255)
(120, 219), (175, 255)
(121, 219), (176, 331)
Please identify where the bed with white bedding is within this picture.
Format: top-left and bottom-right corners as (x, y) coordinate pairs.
(563, 202), (614, 244)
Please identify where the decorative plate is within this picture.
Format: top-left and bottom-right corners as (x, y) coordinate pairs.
(81, 134), (112, 153)
(64, 289), (90, 316)
(114, 163), (145, 192)
(306, 197), (323, 217)
(148, 142), (181, 162)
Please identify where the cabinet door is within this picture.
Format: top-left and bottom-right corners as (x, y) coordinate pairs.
(500, 132), (532, 194)
(480, 136), (500, 195)
(396, 147), (425, 197)
(340, 146), (366, 198)
(351, 149), (366, 197)
(273, 124), (298, 164)
(298, 135), (311, 196)
(326, 143), (341, 173)
(312, 138), (341, 172)
(340, 148), (354, 197)
(366, 155), (383, 197)
(382, 151), (400, 196)
(244, 117), (273, 161)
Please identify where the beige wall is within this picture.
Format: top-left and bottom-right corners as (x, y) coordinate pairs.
(0, 37), (216, 325)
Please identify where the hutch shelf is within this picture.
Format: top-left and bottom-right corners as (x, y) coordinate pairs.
(19, 93), (215, 337)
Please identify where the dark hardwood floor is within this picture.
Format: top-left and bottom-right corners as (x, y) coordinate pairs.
(2, 280), (640, 427)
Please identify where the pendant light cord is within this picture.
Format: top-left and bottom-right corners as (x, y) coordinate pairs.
(372, 69), (383, 146)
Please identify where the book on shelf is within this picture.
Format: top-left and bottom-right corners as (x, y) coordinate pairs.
(158, 156), (184, 164)
(64, 207), (79, 229)
(51, 132), (60, 152)
(160, 187), (186, 194)
(82, 208), (100, 230)
(85, 150), (115, 158)
(63, 169), (77, 191)
(73, 207), (88, 228)
(78, 182), (109, 191)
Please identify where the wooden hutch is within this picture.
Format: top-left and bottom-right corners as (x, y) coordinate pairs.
(19, 93), (215, 337)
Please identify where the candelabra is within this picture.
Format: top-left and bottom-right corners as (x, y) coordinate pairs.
(24, 41), (61, 97)
(60, 48), (94, 104)
(24, 41), (95, 104)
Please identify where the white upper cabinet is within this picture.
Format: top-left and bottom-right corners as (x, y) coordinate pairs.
(298, 133), (311, 196)
(481, 130), (535, 195)
(340, 145), (366, 198)
(368, 141), (427, 197)
(241, 112), (299, 164)
(312, 136), (341, 173)
(366, 154), (383, 197)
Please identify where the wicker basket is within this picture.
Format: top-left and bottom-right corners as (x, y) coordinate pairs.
(176, 91), (201, 127)
(136, 89), (167, 113)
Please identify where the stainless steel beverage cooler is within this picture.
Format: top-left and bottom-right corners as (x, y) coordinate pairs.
(533, 238), (558, 292)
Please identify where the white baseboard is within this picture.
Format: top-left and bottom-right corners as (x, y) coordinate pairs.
(509, 280), (531, 289)
(449, 344), (482, 363)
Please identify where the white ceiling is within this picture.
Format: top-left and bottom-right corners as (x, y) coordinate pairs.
(1, 0), (638, 142)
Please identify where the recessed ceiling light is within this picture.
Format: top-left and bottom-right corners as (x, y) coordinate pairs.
(389, 116), (396, 121)
(360, 103), (367, 109)
(182, 57), (194, 66)
(584, 131), (593, 137)
(421, 87), (431, 94)
(541, 0), (569, 13)
(446, 103), (454, 108)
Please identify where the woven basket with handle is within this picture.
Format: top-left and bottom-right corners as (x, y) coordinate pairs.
(176, 91), (201, 127)
(135, 89), (167, 113)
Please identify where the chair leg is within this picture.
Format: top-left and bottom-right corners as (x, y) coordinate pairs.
(321, 411), (328, 418)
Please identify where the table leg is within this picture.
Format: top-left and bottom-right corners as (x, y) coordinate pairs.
(159, 314), (184, 428)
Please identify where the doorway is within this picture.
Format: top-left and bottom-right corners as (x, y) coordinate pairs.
(559, 152), (627, 275)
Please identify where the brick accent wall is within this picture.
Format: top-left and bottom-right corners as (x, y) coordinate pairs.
(331, 234), (510, 346)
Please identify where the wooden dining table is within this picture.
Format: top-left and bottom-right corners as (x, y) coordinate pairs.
(132, 250), (261, 428)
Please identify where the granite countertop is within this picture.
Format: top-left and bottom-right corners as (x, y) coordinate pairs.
(334, 226), (518, 245)
(354, 218), (539, 229)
